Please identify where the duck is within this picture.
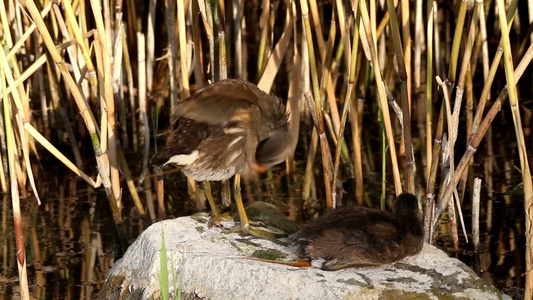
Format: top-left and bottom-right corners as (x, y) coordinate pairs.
(295, 193), (424, 270)
(151, 79), (293, 236)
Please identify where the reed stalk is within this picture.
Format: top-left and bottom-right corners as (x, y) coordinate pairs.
(2, 1), (532, 296)
(0, 51), (40, 204)
(20, 0), (120, 231)
(138, 33), (150, 186)
(200, 0), (215, 82)
(257, 0), (270, 74)
(333, 3), (362, 206)
(147, 0), (156, 93)
(178, 0), (191, 97)
(357, 0), (402, 195)
(233, 0), (243, 78)
(63, 0), (98, 97)
(166, 0), (178, 114)
(192, 0), (205, 86)
(434, 41), (533, 231)
(299, 0), (334, 209)
(257, 4), (292, 92)
(494, 1), (533, 297)
(334, 0), (350, 68)
(95, 12), (120, 203)
(400, 0), (411, 105)
(447, 1), (467, 83)
(472, 177), (481, 251)
(118, 145), (147, 215)
(385, 0), (414, 193)
(471, 0), (518, 134)
(1, 64), (29, 300)
(424, 0), (436, 182)
(0, 0), (13, 48)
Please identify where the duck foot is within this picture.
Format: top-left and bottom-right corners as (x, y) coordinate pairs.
(208, 212), (233, 228)
(225, 223), (287, 239)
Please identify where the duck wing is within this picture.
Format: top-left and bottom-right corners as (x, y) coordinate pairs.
(176, 79), (280, 126)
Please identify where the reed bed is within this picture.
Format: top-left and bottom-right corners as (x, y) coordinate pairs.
(1, 0), (533, 298)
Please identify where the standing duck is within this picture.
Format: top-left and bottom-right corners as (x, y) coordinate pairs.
(151, 79), (292, 236)
(296, 193), (424, 270)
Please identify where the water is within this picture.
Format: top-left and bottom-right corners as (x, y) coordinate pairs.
(0, 163), (526, 299)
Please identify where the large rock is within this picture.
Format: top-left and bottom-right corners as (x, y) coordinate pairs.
(99, 214), (509, 300)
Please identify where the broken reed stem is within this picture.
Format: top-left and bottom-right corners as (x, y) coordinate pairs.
(472, 177), (481, 251)
(435, 75), (468, 244)
(447, 194), (459, 250)
(424, 105), (444, 242)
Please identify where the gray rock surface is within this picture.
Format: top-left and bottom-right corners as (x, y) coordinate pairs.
(99, 214), (509, 300)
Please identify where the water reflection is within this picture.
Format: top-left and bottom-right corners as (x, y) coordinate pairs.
(0, 165), (526, 299)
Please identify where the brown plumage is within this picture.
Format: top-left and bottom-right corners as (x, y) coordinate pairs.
(296, 193), (424, 271)
(151, 79), (292, 180)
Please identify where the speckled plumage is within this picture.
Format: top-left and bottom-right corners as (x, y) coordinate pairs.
(296, 193), (424, 270)
(151, 79), (292, 181)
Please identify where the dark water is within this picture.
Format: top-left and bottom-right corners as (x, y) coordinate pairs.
(0, 162), (526, 299)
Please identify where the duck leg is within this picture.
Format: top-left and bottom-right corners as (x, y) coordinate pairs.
(233, 174), (250, 232)
(201, 181), (231, 226)
(231, 174), (286, 238)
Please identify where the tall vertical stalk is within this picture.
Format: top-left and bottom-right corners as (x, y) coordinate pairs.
(358, 0), (402, 195)
(385, 0), (414, 193)
(494, 1), (533, 297)
(299, 0), (333, 208)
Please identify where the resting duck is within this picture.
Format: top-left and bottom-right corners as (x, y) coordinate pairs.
(295, 193), (424, 270)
